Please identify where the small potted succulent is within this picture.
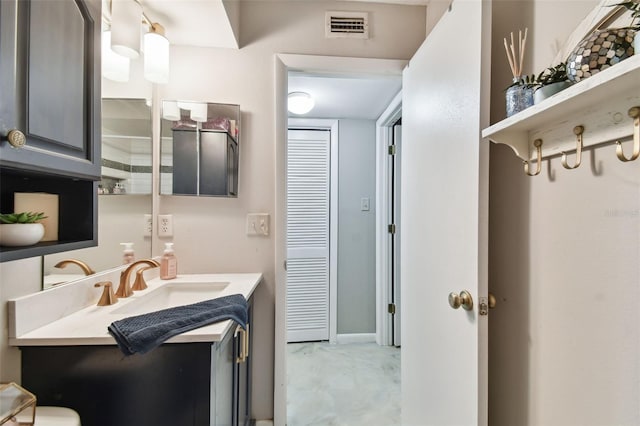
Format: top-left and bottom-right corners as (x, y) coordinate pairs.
(533, 62), (572, 104)
(0, 212), (47, 247)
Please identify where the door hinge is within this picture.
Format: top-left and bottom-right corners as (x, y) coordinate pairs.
(388, 303), (396, 315)
(388, 144), (396, 155)
(388, 224), (396, 234)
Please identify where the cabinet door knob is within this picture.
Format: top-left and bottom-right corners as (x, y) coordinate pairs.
(6, 129), (26, 148)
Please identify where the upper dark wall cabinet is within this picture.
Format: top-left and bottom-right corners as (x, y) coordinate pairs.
(0, 0), (101, 262)
(0, 0), (101, 180)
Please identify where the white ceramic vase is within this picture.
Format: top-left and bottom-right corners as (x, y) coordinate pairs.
(0, 223), (45, 246)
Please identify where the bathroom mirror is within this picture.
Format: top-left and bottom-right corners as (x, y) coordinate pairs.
(41, 98), (153, 289)
(160, 100), (239, 197)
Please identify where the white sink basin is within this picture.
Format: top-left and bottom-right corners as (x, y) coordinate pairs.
(112, 281), (230, 315)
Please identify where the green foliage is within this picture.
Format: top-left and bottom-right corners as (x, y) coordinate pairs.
(535, 62), (569, 86)
(508, 74), (537, 89)
(0, 212), (47, 224)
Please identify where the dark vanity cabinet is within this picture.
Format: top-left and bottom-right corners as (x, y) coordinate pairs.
(0, 0), (101, 262)
(21, 301), (254, 426)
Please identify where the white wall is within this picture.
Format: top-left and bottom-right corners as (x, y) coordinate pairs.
(336, 119), (377, 334)
(489, 1), (640, 425)
(154, 1), (427, 421)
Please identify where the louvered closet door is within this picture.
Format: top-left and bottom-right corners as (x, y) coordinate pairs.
(286, 129), (330, 342)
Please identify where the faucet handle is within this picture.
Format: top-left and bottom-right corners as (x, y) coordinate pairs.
(131, 266), (154, 291)
(95, 281), (118, 306)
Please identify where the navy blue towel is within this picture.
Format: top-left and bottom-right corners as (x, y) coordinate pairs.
(108, 293), (248, 356)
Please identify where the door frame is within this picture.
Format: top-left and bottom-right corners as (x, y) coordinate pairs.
(375, 91), (402, 346)
(274, 54), (407, 426)
(287, 118), (339, 345)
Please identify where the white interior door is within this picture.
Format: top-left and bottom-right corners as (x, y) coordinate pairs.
(286, 129), (331, 342)
(401, 1), (491, 425)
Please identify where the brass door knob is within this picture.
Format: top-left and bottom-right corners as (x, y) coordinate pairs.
(6, 129), (26, 148)
(448, 290), (474, 311)
(488, 292), (497, 309)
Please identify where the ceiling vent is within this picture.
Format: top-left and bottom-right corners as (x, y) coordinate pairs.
(325, 11), (369, 39)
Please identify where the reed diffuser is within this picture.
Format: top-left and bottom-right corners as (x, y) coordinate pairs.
(504, 28), (534, 117)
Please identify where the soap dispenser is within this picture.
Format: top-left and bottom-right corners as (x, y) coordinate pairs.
(160, 242), (177, 280)
(120, 242), (135, 264)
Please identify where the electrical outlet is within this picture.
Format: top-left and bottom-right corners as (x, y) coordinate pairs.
(246, 213), (270, 236)
(158, 214), (173, 237)
(143, 214), (152, 237)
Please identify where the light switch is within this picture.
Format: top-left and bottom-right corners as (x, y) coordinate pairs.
(247, 213), (270, 236)
(360, 197), (370, 211)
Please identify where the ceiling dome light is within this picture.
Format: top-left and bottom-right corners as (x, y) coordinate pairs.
(288, 92), (315, 114)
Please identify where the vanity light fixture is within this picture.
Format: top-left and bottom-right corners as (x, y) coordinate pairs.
(143, 23), (170, 84)
(102, 30), (130, 82)
(288, 92), (315, 115)
(190, 103), (208, 122)
(110, 0), (142, 59)
(162, 100), (181, 121)
(102, 0), (170, 84)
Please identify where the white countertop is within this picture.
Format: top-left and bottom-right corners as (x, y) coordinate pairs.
(8, 272), (262, 347)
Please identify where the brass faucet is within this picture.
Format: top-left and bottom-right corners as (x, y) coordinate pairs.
(94, 281), (118, 306)
(116, 259), (160, 298)
(54, 259), (96, 275)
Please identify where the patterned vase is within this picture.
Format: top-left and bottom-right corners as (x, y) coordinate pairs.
(566, 27), (636, 82)
(505, 78), (534, 117)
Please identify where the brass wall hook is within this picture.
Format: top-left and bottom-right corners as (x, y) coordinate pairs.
(615, 106), (640, 162)
(561, 125), (584, 169)
(523, 139), (543, 176)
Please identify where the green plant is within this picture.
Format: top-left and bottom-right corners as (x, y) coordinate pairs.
(535, 62), (569, 86)
(0, 212), (47, 224)
(507, 74), (537, 89)
(612, 1), (640, 29)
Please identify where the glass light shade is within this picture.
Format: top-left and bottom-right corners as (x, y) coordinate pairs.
(190, 103), (208, 122)
(162, 101), (180, 121)
(288, 92), (315, 114)
(110, 0), (142, 59)
(102, 31), (130, 82)
(144, 28), (170, 84)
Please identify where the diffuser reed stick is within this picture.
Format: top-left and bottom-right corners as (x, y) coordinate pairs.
(504, 27), (528, 79)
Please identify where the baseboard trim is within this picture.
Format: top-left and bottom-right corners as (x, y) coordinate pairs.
(336, 333), (376, 344)
(254, 420), (273, 426)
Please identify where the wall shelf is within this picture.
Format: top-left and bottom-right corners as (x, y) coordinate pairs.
(482, 55), (640, 161)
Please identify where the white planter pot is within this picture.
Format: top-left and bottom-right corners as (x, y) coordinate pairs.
(635, 33), (639, 55)
(0, 223), (45, 246)
(534, 81), (572, 105)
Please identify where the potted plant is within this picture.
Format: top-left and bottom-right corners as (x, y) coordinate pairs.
(533, 62), (572, 104)
(0, 212), (47, 247)
(615, 1), (640, 51)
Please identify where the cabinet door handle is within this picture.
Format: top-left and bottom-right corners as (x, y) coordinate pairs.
(235, 325), (247, 364)
(6, 129), (26, 148)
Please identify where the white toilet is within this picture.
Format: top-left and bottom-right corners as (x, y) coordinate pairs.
(15, 406), (81, 426)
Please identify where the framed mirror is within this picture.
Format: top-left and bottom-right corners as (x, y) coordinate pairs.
(42, 98), (153, 289)
(160, 101), (239, 197)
